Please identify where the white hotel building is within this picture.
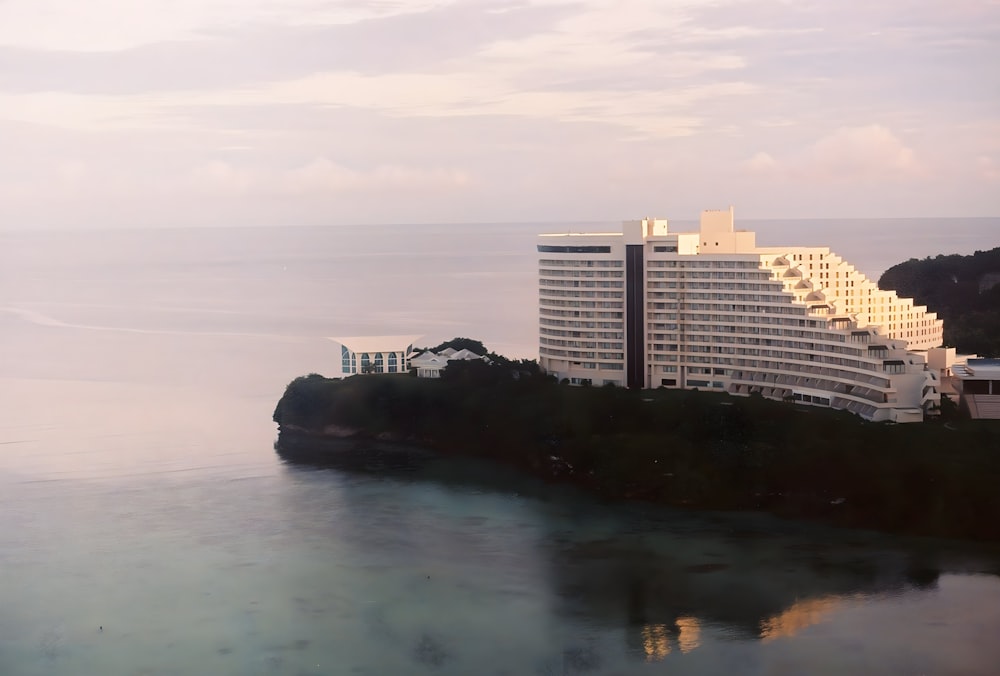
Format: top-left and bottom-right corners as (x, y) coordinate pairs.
(538, 208), (945, 422)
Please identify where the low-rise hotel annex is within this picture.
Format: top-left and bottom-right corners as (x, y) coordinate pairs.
(538, 208), (945, 422)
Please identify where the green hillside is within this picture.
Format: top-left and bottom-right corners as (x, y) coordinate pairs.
(879, 247), (1000, 356)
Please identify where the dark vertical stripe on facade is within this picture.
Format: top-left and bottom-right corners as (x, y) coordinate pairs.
(625, 244), (644, 389)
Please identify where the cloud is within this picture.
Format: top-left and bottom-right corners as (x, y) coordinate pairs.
(281, 158), (471, 195)
(744, 151), (777, 173)
(0, 1), (758, 140)
(1, 0), (998, 225)
(978, 156), (1000, 182)
(0, 2), (572, 95)
(0, 0), (456, 51)
(188, 158), (472, 196)
(189, 160), (259, 195)
(805, 125), (922, 179)
(744, 125), (924, 182)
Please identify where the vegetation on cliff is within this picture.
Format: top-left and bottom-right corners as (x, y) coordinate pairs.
(274, 364), (1000, 542)
(879, 246), (1000, 356)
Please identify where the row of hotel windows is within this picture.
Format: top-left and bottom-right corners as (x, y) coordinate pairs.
(647, 281), (782, 290)
(540, 337), (623, 353)
(648, 270), (773, 280)
(647, 324), (845, 343)
(539, 269), (624, 278)
(646, 352), (885, 374)
(784, 253), (827, 261)
(653, 323), (857, 342)
(541, 299), (624, 309)
(569, 362), (624, 370)
(544, 343), (887, 377)
(540, 279), (623, 288)
(647, 292), (791, 303)
(541, 327), (624, 340)
(540, 322), (863, 357)
(643, 360), (896, 390)
(540, 289), (623, 299)
(540, 309), (624, 319)
(538, 259), (623, 267)
(646, 313), (827, 332)
(647, 260), (764, 269)
(540, 318), (623, 329)
(538, 350), (626, 368)
(537, 245), (612, 253)
(649, 349), (880, 372)
(647, 334), (865, 356)
(648, 302), (804, 313)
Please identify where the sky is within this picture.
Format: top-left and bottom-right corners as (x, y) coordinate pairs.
(1, 0), (998, 229)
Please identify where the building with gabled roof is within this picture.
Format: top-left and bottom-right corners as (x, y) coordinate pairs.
(410, 347), (486, 378)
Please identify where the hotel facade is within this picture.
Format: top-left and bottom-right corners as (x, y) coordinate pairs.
(538, 208), (945, 422)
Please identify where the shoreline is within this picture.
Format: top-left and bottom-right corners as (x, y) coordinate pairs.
(273, 373), (1000, 543)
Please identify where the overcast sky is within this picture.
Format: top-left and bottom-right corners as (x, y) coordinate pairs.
(1, 0), (998, 228)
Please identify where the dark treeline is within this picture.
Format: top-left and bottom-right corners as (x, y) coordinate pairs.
(879, 247), (1000, 356)
(274, 364), (1000, 542)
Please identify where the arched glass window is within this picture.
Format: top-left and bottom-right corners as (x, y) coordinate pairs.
(342, 345), (352, 374)
(388, 352), (397, 373)
(374, 353), (384, 373)
(351, 354), (356, 373)
(361, 354), (371, 373)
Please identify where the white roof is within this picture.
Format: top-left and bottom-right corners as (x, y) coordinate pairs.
(450, 349), (484, 360)
(330, 335), (422, 355)
(411, 352), (447, 366)
(959, 359), (1000, 379)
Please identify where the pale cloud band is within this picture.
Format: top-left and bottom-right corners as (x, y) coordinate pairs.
(0, 0), (997, 228)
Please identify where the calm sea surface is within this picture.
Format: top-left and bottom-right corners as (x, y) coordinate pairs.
(1, 218), (999, 675)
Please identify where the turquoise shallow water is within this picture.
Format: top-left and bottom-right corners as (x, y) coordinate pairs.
(1, 220), (999, 675)
(4, 449), (1000, 675)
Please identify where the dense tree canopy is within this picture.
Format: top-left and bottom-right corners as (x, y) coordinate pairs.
(275, 371), (1000, 542)
(421, 337), (489, 355)
(879, 247), (1000, 356)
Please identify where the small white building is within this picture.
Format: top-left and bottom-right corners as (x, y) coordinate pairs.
(410, 348), (486, 378)
(331, 335), (421, 376)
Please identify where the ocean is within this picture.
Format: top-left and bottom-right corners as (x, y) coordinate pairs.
(1, 218), (999, 675)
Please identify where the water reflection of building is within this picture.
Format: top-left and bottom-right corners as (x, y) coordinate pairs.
(760, 596), (849, 642)
(640, 617), (702, 661)
(545, 520), (941, 657)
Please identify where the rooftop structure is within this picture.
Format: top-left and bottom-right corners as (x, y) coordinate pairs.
(410, 348), (486, 378)
(953, 358), (1000, 419)
(538, 208), (944, 422)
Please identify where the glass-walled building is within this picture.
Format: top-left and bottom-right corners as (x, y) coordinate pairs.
(332, 335), (420, 376)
